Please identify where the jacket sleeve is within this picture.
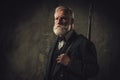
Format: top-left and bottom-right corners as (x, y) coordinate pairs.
(67, 39), (99, 78)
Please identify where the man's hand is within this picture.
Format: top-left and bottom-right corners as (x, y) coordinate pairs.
(56, 53), (70, 66)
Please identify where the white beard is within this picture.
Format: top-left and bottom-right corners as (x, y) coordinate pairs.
(53, 25), (69, 36)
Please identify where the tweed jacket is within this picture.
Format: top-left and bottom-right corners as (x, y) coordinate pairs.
(44, 30), (99, 80)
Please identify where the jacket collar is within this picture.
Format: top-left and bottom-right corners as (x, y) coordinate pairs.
(57, 30), (76, 42)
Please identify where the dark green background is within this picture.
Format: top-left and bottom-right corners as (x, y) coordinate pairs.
(0, 0), (120, 80)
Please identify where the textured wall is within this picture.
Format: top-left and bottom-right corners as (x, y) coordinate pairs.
(0, 0), (120, 80)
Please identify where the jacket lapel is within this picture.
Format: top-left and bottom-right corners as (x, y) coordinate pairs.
(45, 37), (58, 78)
(51, 40), (72, 76)
(52, 31), (78, 77)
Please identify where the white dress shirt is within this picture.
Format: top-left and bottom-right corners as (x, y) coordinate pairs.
(58, 40), (65, 50)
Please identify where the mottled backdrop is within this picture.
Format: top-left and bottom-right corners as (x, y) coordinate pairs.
(0, 0), (120, 80)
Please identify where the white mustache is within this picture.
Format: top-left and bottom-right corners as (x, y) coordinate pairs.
(54, 25), (68, 30)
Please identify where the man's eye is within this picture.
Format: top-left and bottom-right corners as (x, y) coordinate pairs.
(61, 17), (67, 20)
(55, 18), (58, 20)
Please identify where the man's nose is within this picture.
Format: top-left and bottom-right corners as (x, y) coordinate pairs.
(57, 19), (62, 25)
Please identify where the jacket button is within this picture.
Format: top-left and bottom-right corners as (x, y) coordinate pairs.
(60, 74), (63, 77)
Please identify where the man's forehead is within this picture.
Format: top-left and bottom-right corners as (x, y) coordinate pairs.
(55, 10), (69, 17)
(56, 9), (69, 15)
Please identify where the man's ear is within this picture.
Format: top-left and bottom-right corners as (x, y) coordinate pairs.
(68, 18), (74, 31)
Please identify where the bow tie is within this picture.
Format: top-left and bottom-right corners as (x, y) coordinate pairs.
(58, 37), (65, 42)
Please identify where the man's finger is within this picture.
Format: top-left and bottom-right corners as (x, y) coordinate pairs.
(57, 60), (61, 63)
(59, 54), (65, 57)
(56, 57), (60, 61)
